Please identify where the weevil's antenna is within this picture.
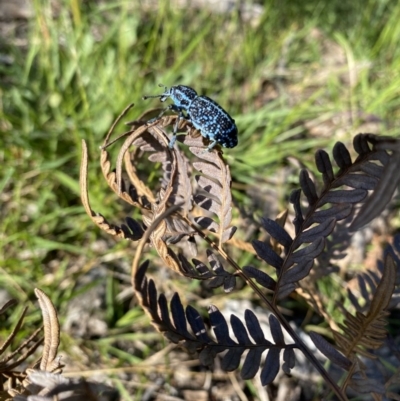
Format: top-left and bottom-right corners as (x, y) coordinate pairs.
(142, 84), (168, 100)
(142, 94), (161, 100)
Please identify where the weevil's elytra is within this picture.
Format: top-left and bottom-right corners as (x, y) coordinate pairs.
(142, 84), (238, 151)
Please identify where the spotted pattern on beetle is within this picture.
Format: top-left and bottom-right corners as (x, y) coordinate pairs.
(143, 85), (238, 151)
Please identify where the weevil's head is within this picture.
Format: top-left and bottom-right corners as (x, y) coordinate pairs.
(169, 85), (197, 109)
(143, 84), (197, 110)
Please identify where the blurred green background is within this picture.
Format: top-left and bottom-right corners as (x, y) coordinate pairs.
(1, 0), (400, 398)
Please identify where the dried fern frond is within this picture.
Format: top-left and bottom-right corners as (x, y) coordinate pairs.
(350, 134), (400, 230)
(133, 260), (296, 386)
(250, 134), (397, 300)
(310, 253), (397, 397)
(335, 253), (396, 359)
(4, 289), (63, 398)
(0, 290), (118, 401)
(0, 301), (43, 387)
(179, 250), (237, 292)
(347, 235), (400, 313)
(80, 140), (144, 241)
(189, 146), (237, 246)
(34, 289), (62, 373)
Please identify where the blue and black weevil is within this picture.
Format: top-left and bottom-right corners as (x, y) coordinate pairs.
(143, 84), (238, 151)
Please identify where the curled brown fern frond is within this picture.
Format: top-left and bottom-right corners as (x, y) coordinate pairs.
(83, 105), (238, 277)
(80, 140), (144, 241)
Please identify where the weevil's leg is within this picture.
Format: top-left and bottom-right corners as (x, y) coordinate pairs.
(205, 139), (218, 152)
(172, 110), (192, 133)
(147, 105), (172, 123)
(148, 104), (181, 123)
(173, 110), (183, 134)
(169, 110), (192, 148)
(169, 109), (185, 148)
(168, 135), (177, 148)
